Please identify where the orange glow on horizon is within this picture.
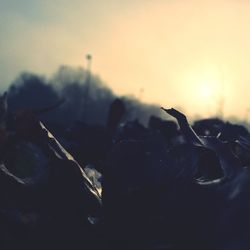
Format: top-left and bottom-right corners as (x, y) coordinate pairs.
(1, 0), (250, 120)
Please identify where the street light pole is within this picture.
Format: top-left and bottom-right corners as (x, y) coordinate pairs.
(84, 54), (92, 119)
(86, 54), (92, 75)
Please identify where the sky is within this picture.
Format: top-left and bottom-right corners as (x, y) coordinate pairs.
(1, 0), (250, 120)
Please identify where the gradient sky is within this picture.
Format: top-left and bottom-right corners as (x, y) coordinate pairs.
(1, 0), (250, 119)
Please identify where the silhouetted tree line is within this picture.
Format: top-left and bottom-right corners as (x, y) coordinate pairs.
(6, 66), (163, 134)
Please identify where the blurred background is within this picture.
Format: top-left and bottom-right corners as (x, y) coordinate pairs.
(1, 0), (250, 123)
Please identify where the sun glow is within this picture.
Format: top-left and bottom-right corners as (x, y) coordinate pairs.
(198, 83), (215, 100)
(197, 81), (218, 101)
(180, 67), (224, 116)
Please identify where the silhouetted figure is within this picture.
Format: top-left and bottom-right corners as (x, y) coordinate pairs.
(106, 98), (125, 134)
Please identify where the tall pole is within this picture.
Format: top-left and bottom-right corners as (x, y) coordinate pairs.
(86, 54), (92, 76)
(138, 87), (144, 101)
(217, 65), (224, 119)
(84, 54), (92, 119)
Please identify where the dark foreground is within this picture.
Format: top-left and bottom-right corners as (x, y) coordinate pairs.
(1, 98), (250, 250)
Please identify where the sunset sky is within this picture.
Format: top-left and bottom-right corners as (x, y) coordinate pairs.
(1, 0), (250, 119)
